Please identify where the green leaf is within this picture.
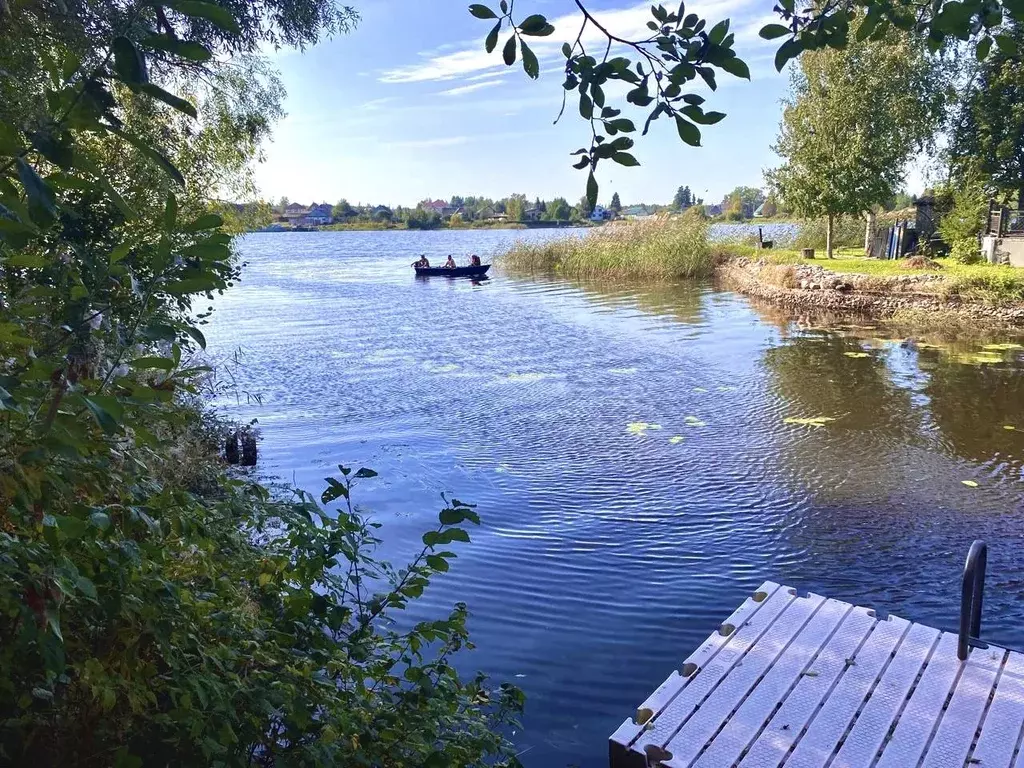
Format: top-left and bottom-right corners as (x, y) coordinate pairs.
(521, 40), (539, 78)
(108, 127), (185, 187)
(426, 555), (450, 572)
(182, 324), (207, 350)
(579, 93), (593, 119)
(129, 356), (176, 371)
(54, 515), (89, 539)
(140, 34), (212, 62)
(675, 115), (701, 146)
(83, 396), (119, 434)
(439, 508), (466, 525)
(0, 122), (24, 156)
(182, 240), (230, 260)
(708, 19), (729, 45)
(607, 118), (636, 132)
(976, 35), (993, 60)
(519, 13), (549, 34)
(139, 83), (197, 118)
(612, 152), (640, 166)
(719, 56), (750, 79)
(89, 511), (112, 530)
(77, 576), (98, 600)
(97, 178), (137, 220)
(321, 477), (349, 504)
(162, 277), (218, 294)
(469, 4), (497, 19)
(485, 22), (501, 53)
(681, 105), (726, 124)
(586, 170), (598, 209)
(108, 242), (132, 264)
(774, 38), (803, 71)
(184, 213), (224, 232)
(164, 193), (178, 229)
(759, 23), (791, 40)
(165, 0), (241, 34)
(112, 36), (148, 84)
(4, 253), (47, 268)
(562, 42), (572, 57)
(502, 35), (517, 65)
(996, 33), (1019, 55)
(16, 159), (56, 216)
(354, 467), (378, 479)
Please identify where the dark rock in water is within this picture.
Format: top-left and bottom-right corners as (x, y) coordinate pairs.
(240, 428), (258, 466)
(225, 432), (240, 464)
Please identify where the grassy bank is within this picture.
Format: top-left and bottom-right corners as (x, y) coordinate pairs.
(500, 214), (712, 280)
(717, 243), (1024, 305)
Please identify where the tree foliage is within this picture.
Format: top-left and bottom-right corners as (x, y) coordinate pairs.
(673, 185), (693, 210)
(0, 1), (522, 765)
(766, 25), (948, 255)
(951, 24), (1024, 204)
(472, 0), (1014, 203)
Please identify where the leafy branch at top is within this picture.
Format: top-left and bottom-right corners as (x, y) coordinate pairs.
(469, 1), (749, 207)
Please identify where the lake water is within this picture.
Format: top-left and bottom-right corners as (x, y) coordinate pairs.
(207, 229), (1024, 767)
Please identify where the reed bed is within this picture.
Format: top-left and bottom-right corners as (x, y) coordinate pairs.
(499, 214), (713, 280)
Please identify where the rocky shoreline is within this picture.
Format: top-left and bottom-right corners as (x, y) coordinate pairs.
(717, 257), (1024, 326)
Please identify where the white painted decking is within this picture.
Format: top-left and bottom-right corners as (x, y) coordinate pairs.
(610, 581), (1024, 768)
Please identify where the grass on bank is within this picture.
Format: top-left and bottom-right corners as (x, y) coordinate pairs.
(718, 243), (1024, 305)
(500, 214), (713, 280)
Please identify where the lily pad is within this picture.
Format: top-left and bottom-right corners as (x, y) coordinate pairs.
(610, 367), (637, 374)
(669, 436), (685, 444)
(783, 416), (838, 428)
(716, 386), (737, 392)
(693, 387), (709, 393)
(843, 352), (870, 358)
(684, 416), (707, 427)
(1005, 425), (1016, 431)
(961, 480), (979, 488)
(627, 422), (662, 436)
(508, 372), (557, 382)
(982, 343), (1023, 351)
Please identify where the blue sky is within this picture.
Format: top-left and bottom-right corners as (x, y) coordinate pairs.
(254, 0), (794, 208)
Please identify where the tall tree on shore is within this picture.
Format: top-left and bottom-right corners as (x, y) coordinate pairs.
(950, 25), (1024, 205)
(673, 185), (693, 210)
(610, 192), (622, 212)
(767, 22), (948, 257)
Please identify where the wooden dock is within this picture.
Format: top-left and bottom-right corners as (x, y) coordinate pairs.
(610, 580), (1024, 767)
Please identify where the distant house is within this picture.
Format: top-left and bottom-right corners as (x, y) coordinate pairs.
(704, 203), (723, 217)
(522, 207), (543, 222)
(622, 204), (654, 219)
(421, 199), (459, 217)
(371, 205), (393, 221)
(302, 203), (333, 226)
(478, 205), (507, 222)
(589, 205), (615, 221)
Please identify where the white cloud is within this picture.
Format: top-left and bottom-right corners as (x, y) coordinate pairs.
(387, 136), (472, 149)
(378, 0), (757, 85)
(439, 81), (503, 97)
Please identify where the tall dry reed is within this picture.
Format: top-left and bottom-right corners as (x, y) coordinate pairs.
(499, 214), (712, 280)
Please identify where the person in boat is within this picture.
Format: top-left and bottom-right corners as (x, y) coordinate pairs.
(444, 255), (457, 269)
(412, 255), (430, 268)
(469, 254), (481, 267)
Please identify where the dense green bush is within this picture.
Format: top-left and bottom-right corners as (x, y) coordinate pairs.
(0, 2), (521, 765)
(937, 169), (987, 264)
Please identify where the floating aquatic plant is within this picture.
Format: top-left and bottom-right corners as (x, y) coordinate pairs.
(783, 416), (838, 427)
(627, 422), (662, 436)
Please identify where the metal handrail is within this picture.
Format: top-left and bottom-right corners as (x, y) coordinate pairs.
(958, 540), (988, 661)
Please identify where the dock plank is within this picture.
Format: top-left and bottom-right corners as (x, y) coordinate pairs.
(689, 597), (851, 768)
(781, 612), (910, 768)
(662, 592), (826, 767)
(619, 586), (798, 764)
(920, 644), (1004, 768)
(829, 621), (940, 768)
(738, 606), (877, 768)
(874, 632), (963, 768)
(972, 651), (1024, 768)
(611, 585), (1024, 768)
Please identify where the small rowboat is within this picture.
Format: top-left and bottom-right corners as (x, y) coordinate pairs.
(414, 264), (490, 278)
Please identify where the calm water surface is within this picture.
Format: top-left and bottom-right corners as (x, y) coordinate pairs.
(207, 230), (1024, 767)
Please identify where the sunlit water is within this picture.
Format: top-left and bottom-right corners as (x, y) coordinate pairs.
(206, 230), (1024, 767)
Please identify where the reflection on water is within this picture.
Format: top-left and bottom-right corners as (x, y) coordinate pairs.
(207, 231), (1024, 768)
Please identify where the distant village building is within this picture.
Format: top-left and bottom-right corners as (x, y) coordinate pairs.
(522, 207), (543, 222)
(420, 199), (460, 218)
(589, 205), (615, 221)
(302, 203), (333, 226)
(621, 204), (654, 219)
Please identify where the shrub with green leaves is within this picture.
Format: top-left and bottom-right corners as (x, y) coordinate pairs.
(0, 2), (521, 765)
